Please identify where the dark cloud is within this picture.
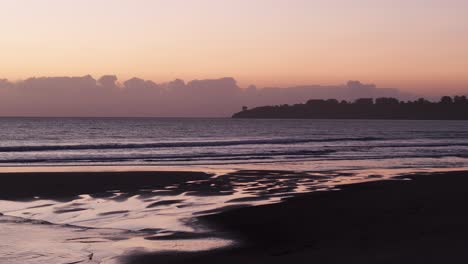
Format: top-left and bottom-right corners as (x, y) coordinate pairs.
(0, 75), (415, 117)
(98, 75), (118, 89)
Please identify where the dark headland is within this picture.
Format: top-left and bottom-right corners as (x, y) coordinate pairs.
(126, 170), (468, 264)
(233, 96), (468, 119)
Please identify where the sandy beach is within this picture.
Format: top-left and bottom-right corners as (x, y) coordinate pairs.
(1, 169), (468, 263)
(124, 170), (468, 264)
(0, 168), (372, 263)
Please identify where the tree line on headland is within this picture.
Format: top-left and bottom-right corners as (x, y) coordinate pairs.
(232, 96), (468, 120)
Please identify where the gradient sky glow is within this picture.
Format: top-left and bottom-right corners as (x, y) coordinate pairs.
(1, 0), (467, 94)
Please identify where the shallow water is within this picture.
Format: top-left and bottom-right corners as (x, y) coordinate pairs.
(0, 215), (231, 264)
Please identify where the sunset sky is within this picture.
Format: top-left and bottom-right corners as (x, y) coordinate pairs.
(1, 0), (467, 94)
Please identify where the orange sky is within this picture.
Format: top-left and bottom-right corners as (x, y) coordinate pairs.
(1, 0), (467, 94)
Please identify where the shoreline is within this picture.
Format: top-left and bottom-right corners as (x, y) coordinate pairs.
(2, 168), (468, 263)
(3, 166), (465, 201)
(125, 170), (468, 264)
(0, 165), (234, 175)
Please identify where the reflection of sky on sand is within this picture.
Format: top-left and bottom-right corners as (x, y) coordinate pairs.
(1, 167), (468, 263)
(1, 170), (334, 232)
(0, 215), (231, 264)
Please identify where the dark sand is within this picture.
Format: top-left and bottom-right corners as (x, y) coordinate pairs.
(125, 170), (468, 264)
(0, 171), (210, 201)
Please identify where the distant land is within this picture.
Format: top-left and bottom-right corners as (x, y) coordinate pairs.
(233, 96), (468, 120)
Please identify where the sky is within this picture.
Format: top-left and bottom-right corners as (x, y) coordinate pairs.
(1, 0), (467, 94)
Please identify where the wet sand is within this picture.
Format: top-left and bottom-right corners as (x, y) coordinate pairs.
(125, 170), (468, 264)
(0, 171), (210, 201)
(2, 169), (468, 263)
(0, 169), (361, 263)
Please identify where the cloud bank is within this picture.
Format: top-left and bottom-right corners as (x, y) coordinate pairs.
(0, 76), (416, 117)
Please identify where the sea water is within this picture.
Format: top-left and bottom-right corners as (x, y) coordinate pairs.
(1, 117), (468, 170)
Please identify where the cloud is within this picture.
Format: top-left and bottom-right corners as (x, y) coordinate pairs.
(0, 75), (414, 117)
(98, 75), (118, 89)
(124, 78), (160, 91)
(0, 79), (13, 89)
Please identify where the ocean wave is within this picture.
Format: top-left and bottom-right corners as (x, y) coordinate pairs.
(0, 137), (383, 152)
(0, 149), (335, 164)
(1, 149), (468, 165)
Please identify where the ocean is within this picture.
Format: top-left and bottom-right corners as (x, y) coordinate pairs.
(2, 117), (468, 263)
(1, 117), (468, 171)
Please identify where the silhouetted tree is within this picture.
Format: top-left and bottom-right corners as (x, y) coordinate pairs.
(376, 97), (399, 105)
(454, 96), (468, 105)
(355, 98), (373, 105)
(440, 96), (453, 104)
